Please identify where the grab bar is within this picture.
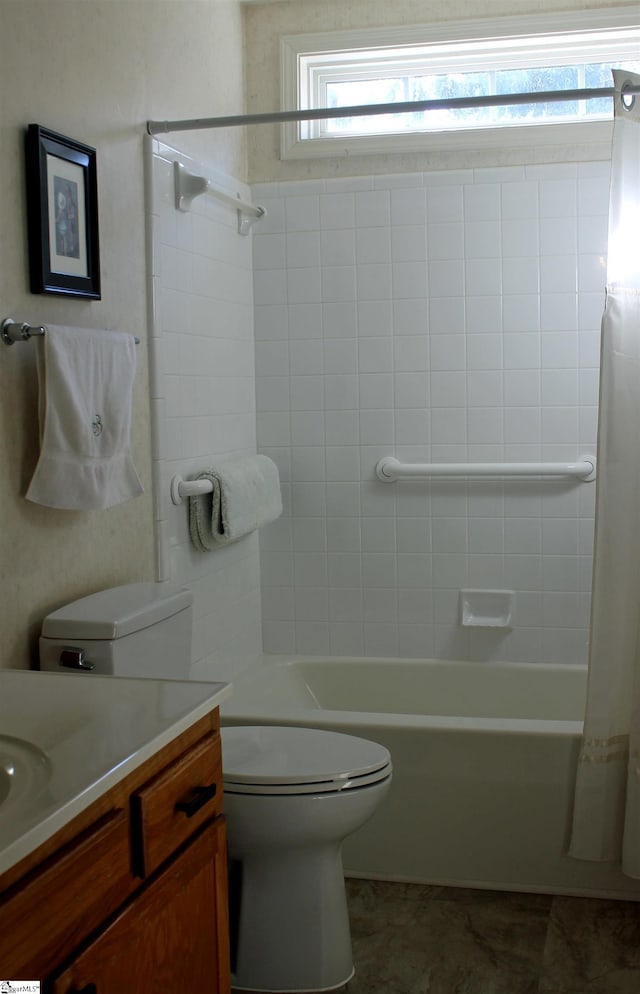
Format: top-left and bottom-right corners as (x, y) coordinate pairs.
(376, 455), (596, 482)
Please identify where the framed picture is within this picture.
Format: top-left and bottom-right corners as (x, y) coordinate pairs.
(25, 125), (101, 299)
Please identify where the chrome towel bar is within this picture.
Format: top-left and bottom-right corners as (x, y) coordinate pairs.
(2, 318), (140, 346)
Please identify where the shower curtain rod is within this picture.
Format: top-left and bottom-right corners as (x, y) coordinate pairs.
(147, 84), (640, 135)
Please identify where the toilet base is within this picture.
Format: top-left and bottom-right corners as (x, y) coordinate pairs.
(229, 842), (354, 993)
(222, 730), (391, 994)
(231, 966), (354, 993)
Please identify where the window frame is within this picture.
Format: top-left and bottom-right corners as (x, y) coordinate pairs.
(280, 8), (640, 160)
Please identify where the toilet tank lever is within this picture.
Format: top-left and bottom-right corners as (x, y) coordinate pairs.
(59, 645), (95, 671)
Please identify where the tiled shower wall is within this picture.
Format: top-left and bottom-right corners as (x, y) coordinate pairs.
(148, 140), (262, 680)
(253, 162), (609, 665)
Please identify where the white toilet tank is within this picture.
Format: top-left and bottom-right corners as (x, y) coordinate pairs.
(39, 582), (192, 680)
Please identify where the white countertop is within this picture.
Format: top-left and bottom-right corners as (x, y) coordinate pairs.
(0, 669), (231, 877)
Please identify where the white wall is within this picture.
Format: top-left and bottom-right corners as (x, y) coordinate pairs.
(242, 0), (639, 183)
(253, 160), (607, 665)
(0, 0), (246, 669)
(148, 142), (262, 681)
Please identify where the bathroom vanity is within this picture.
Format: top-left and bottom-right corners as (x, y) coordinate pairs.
(0, 670), (231, 992)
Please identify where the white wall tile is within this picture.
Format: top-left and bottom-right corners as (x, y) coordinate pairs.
(503, 258), (540, 295)
(393, 298), (429, 336)
(501, 181), (538, 220)
(394, 335), (429, 371)
(391, 262), (428, 299)
(540, 217), (577, 256)
(254, 268), (287, 306)
(502, 218), (538, 258)
(391, 225), (427, 262)
(355, 190), (391, 228)
(321, 229), (356, 267)
(322, 266), (357, 302)
(356, 227), (391, 264)
(427, 185), (463, 222)
(468, 380), (504, 417)
(428, 223), (464, 260)
(429, 297), (465, 335)
(466, 258), (502, 296)
(430, 334), (466, 371)
(323, 302), (358, 338)
(361, 409), (395, 445)
(466, 334), (502, 371)
(286, 196), (320, 232)
(391, 187), (427, 225)
(290, 339), (323, 375)
(152, 150), (261, 674)
(465, 220), (501, 258)
(539, 179), (577, 218)
(330, 623), (365, 655)
(320, 193), (355, 230)
(464, 183), (501, 221)
(359, 337), (394, 373)
(254, 163), (604, 666)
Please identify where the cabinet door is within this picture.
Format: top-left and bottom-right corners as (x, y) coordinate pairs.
(0, 809), (131, 981)
(51, 817), (230, 994)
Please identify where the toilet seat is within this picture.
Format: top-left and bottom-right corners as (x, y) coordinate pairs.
(222, 725), (392, 796)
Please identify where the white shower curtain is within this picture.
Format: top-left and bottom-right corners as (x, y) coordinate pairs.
(570, 70), (640, 877)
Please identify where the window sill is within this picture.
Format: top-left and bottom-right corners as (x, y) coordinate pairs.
(280, 119), (614, 162)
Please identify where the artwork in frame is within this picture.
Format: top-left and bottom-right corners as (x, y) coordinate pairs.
(25, 124), (101, 299)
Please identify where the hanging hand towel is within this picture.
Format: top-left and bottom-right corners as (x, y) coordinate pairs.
(189, 454), (282, 551)
(26, 325), (144, 510)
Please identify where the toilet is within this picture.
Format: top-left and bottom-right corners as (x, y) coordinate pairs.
(39, 582), (193, 678)
(38, 583), (392, 994)
(222, 724), (392, 993)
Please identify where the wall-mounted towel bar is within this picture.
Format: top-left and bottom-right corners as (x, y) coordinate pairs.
(2, 318), (140, 346)
(174, 161), (266, 235)
(170, 474), (214, 505)
(376, 455), (597, 483)
(1, 319), (46, 345)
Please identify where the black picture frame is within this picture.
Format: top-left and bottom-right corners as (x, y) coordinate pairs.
(25, 124), (101, 299)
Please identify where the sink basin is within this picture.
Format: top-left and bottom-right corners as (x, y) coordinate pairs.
(0, 735), (50, 811)
(0, 670), (231, 877)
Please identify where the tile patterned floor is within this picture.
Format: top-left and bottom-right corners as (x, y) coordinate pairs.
(345, 880), (640, 994)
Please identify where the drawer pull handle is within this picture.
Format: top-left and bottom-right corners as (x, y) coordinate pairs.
(175, 783), (217, 817)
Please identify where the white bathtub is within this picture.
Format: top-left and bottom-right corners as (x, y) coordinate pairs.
(222, 656), (640, 900)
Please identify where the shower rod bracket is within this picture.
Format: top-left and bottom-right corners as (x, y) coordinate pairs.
(174, 161), (209, 212)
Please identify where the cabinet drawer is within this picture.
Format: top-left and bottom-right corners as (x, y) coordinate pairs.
(132, 733), (223, 876)
(0, 808), (131, 980)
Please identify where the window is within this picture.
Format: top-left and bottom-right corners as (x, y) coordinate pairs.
(280, 10), (640, 159)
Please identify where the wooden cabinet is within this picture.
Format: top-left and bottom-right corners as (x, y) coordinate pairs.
(0, 710), (230, 994)
(52, 819), (228, 994)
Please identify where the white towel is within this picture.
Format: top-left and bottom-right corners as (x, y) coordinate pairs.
(26, 325), (144, 510)
(189, 454), (282, 551)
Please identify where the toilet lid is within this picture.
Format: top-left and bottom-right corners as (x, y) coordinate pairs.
(222, 725), (392, 795)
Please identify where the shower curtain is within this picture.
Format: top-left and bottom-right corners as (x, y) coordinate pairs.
(570, 71), (640, 877)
